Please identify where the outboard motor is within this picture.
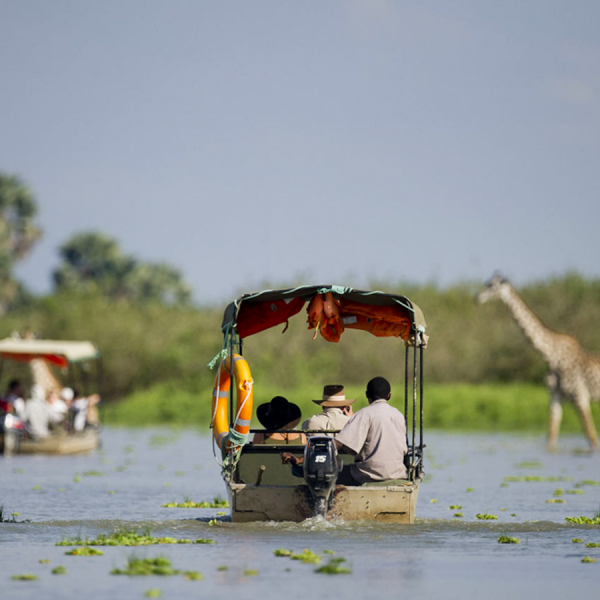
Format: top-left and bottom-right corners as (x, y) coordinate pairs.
(303, 436), (339, 517)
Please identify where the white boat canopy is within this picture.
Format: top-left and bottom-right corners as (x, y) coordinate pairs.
(0, 338), (100, 368)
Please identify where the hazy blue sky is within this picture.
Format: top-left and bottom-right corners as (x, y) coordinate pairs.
(2, 1), (599, 304)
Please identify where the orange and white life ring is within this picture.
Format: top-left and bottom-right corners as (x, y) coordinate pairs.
(211, 354), (253, 450)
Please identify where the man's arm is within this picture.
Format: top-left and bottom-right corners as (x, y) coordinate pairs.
(334, 439), (356, 455)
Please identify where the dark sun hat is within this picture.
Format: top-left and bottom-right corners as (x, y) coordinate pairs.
(257, 396), (302, 430)
(312, 384), (355, 407)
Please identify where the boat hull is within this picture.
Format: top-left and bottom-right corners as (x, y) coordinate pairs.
(227, 478), (420, 523)
(1, 428), (100, 456)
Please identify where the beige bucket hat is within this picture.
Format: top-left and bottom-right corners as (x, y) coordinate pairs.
(312, 384), (355, 407)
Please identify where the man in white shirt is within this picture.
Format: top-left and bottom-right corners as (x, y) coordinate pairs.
(301, 385), (354, 436)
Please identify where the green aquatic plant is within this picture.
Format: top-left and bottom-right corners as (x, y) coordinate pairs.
(11, 574), (38, 581)
(217, 566), (228, 571)
(503, 476), (571, 483)
(466, 488), (474, 492)
(57, 528), (215, 547)
(82, 470), (104, 477)
(0, 505), (30, 523)
(39, 558), (50, 564)
(430, 499), (437, 503)
(323, 550), (335, 554)
(244, 569), (259, 576)
(274, 549), (293, 557)
(476, 513), (498, 520)
(161, 496), (229, 509)
(566, 490), (584, 495)
(144, 590), (162, 599)
(52, 566), (67, 575)
(32, 485), (42, 490)
(575, 480), (600, 488)
(565, 516), (600, 525)
(546, 499), (566, 504)
(515, 461), (543, 469)
(572, 538), (583, 543)
(553, 489), (564, 496)
(585, 542), (600, 548)
(65, 547), (104, 556)
(290, 549), (321, 564)
(498, 536), (520, 544)
(315, 557), (352, 575)
(449, 505), (462, 510)
(581, 556), (596, 563)
(111, 556), (202, 579)
(454, 513), (463, 518)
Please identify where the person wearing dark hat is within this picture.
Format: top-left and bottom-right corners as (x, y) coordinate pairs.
(252, 396), (307, 445)
(301, 384), (354, 436)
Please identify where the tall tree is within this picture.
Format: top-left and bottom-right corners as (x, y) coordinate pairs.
(0, 174), (42, 313)
(53, 232), (192, 306)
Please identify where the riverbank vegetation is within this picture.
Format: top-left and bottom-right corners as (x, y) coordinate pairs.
(1, 273), (599, 431)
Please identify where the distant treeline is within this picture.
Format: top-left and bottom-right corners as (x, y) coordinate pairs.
(1, 273), (599, 403)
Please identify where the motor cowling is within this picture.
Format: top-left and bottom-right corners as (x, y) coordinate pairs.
(303, 436), (339, 517)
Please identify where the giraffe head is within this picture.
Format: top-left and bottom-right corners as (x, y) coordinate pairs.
(477, 272), (511, 304)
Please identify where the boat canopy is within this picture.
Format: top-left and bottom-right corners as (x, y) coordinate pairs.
(221, 285), (427, 344)
(0, 339), (100, 368)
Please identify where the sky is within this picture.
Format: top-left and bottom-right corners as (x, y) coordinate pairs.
(1, 0), (599, 305)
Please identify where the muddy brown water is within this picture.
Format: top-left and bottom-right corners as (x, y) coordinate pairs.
(1, 428), (599, 599)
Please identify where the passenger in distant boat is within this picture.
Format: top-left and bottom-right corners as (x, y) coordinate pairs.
(301, 384), (354, 436)
(47, 389), (69, 427)
(334, 376), (408, 485)
(24, 384), (52, 439)
(3, 379), (26, 420)
(252, 396), (307, 445)
(70, 389), (100, 431)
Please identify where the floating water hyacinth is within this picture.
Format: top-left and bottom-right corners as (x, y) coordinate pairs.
(585, 542), (600, 548)
(566, 490), (584, 495)
(315, 557), (352, 575)
(57, 528), (215, 547)
(244, 570), (259, 576)
(454, 513), (463, 518)
(546, 499), (566, 504)
(581, 556), (596, 563)
(52, 566), (67, 575)
(290, 549), (321, 564)
(11, 574), (37, 581)
(65, 547), (104, 556)
(476, 513), (498, 520)
(449, 505), (462, 510)
(111, 557), (202, 579)
(503, 476), (571, 483)
(497, 536), (520, 544)
(144, 590), (162, 599)
(274, 549), (293, 557)
(565, 516), (600, 525)
(39, 558), (50, 564)
(514, 461), (543, 469)
(466, 488), (474, 492)
(572, 538), (583, 543)
(161, 497), (229, 508)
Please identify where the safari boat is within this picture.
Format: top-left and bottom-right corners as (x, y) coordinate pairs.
(0, 338), (102, 456)
(210, 285), (427, 523)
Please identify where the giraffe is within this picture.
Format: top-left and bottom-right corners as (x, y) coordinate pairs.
(478, 274), (600, 450)
(29, 358), (64, 397)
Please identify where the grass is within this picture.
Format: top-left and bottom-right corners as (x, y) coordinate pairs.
(57, 528), (215, 547)
(103, 381), (600, 431)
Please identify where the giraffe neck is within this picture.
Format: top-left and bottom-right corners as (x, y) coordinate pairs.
(29, 358), (63, 394)
(501, 286), (558, 363)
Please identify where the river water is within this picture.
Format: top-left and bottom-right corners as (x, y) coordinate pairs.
(1, 428), (599, 599)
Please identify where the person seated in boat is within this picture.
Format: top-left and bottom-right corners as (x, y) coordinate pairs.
(252, 396), (307, 445)
(70, 389), (101, 432)
(2, 379), (26, 420)
(301, 384), (354, 437)
(334, 376), (408, 486)
(282, 377), (407, 485)
(24, 384), (52, 439)
(47, 389), (69, 428)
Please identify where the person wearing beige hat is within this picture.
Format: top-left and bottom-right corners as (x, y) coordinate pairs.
(301, 384), (355, 436)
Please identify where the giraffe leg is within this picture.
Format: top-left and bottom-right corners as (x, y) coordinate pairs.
(547, 395), (562, 451)
(546, 373), (562, 451)
(573, 395), (599, 450)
